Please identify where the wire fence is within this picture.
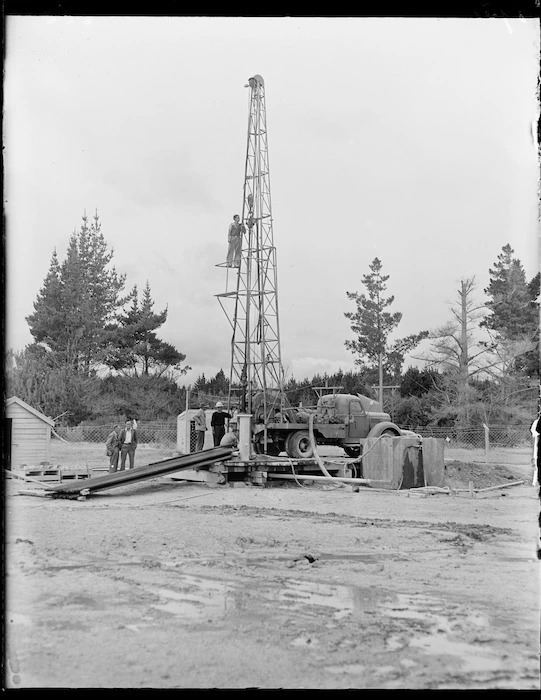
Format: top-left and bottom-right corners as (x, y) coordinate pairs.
(407, 425), (532, 449)
(54, 422), (178, 446)
(54, 422), (533, 450)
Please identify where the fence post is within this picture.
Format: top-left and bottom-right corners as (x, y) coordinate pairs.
(185, 385), (191, 454)
(483, 423), (489, 464)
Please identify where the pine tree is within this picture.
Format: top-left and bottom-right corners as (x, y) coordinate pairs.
(25, 249), (64, 354)
(482, 244), (537, 340)
(344, 257), (428, 403)
(80, 212), (127, 371)
(103, 281), (186, 377)
(26, 211), (127, 373)
(482, 244), (539, 377)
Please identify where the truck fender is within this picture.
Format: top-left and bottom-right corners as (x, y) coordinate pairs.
(367, 421), (402, 438)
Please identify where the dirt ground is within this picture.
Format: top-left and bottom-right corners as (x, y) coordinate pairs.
(4, 442), (540, 689)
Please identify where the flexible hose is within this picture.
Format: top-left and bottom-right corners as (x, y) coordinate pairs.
(307, 414), (346, 488)
(286, 456), (311, 489)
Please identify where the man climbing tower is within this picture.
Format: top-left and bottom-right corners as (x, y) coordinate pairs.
(226, 214), (245, 267)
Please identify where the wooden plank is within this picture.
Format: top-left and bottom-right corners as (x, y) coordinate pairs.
(5, 469), (58, 490)
(170, 469), (224, 484)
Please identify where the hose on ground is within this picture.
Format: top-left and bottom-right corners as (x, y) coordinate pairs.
(307, 415), (346, 488)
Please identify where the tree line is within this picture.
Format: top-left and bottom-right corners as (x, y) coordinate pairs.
(5, 212), (539, 427)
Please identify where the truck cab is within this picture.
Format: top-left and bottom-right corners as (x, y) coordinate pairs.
(250, 390), (402, 459)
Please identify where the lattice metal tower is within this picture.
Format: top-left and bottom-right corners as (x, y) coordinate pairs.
(216, 75), (285, 421)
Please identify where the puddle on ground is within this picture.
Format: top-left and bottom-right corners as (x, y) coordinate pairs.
(152, 580), (233, 620)
(148, 572), (509, 676)
(150, 573), (359, 621)
(380, 593), (504, 673)
(411, 634), (503, 672)
(325, 663), (366, 675)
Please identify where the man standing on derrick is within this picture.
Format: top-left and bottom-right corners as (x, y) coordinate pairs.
(226, 214), (245, 267)
(211, 401), (232, 446)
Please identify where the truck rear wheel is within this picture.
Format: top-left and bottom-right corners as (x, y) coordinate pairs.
(286, 431), (314, 459)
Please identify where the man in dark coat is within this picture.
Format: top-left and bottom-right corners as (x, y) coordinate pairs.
(211, 402), (231, 446)
(105, 424), (120, 473)
(119, 419), (138, 470)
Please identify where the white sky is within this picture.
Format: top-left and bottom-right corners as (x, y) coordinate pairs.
(4, 16), (540, 385)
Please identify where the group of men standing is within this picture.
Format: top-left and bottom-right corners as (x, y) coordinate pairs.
(106, 419), (138, 473)
(193, 401), (238, 450)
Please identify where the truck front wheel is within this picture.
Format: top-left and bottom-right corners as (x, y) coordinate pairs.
(286, 431), (314, 459)
(367, 422), (402, 439)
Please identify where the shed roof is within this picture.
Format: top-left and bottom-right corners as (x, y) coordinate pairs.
(5, 396), (55, 426)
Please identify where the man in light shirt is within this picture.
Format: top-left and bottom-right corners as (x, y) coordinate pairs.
(119, 419), (138, 470)
(193, 404), (208, 451)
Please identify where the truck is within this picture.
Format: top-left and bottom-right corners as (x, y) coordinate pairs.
(250, 388), (403, 459)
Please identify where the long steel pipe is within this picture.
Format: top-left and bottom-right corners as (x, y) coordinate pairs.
(50, 446), (233, 495)
(267, 473), (372, 485)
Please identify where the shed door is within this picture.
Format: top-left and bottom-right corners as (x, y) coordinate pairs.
(4, 418), (12, 470)
(348, 399), (369, 439)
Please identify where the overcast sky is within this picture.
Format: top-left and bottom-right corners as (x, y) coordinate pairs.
(4, 16), (540, 385)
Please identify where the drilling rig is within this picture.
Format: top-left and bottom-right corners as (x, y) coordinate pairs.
(217, 75), (403, 459)
(216, 74), (286, 453)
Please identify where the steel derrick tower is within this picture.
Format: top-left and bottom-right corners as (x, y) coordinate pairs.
(216, 75), (284, 425)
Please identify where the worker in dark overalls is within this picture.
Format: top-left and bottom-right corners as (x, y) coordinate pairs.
(211, 402), (232, 446)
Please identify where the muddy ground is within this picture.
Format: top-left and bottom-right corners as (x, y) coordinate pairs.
(4, 443), (540, 689)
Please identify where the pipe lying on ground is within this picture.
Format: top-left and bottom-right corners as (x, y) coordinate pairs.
(50, 446), (234, 495)
(450, 480), (525, 493)
(474, 480), (524, 493)
(267, 473), (372, 485)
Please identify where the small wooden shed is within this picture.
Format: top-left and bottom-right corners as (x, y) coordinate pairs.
(4, 397), (55, 469)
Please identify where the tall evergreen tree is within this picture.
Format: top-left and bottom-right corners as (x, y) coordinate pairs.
(481, 244), (539, 377)
(26, 211), (126, 373)
(103, 281), (186, 377)
(80, 212), (128, 371)
(25, 249), (64, 354)
(482, 244), (537, 339)
(344, 257), (428, 403)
